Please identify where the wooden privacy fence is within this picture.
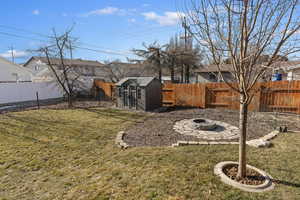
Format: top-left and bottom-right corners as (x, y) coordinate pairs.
(93, 80), (115, 100)
(92, 80), (300, 114)
(162, 81), (300, 114)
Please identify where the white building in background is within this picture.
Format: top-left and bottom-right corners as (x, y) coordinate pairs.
(286, 65), (300, 81)
(0, 56), (32, 82)
(273, 61), (300, 81)
(0, 56), (64, 105)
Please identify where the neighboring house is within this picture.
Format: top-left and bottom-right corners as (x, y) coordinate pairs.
(23, 56), (109, 94)
(194, 63), (279, 83)
(24, 56), (107, 77)
(272, 61), (300, 81)
(195, 64), (234, 83)
(105, 61), (199, 83)
(0, 56), (32, 82)
(115, 77), (162, 111)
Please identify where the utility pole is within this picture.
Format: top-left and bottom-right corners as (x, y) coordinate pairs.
(10, 45), (15, 63)
(156, 48), (162, 83)
(181, 16), (190, 83)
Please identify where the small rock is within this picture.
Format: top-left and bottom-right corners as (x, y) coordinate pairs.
(247, 139), (271, 148)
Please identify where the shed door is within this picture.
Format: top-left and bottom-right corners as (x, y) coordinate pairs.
(123, 86), (137, 109)
(129, 86), (137, 109)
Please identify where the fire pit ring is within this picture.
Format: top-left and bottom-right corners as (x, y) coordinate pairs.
(173, 118), (239, 140)
(192, 118), (217, 131)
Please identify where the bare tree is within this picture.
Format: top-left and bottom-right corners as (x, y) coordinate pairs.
(183, 0), (300, 178)
(37, 28), (79, 108)
(132, 42), (166, 82)
(165, 35), (203, 83)
(102, 59), (151, 83)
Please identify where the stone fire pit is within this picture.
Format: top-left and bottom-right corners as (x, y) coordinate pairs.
(192, 118), (217, 131)
(173, 118), (239, 140)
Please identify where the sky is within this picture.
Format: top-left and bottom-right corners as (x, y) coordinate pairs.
(0, 0), (186, 64)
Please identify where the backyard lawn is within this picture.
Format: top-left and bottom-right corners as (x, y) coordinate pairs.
(0, 108), (299, 200)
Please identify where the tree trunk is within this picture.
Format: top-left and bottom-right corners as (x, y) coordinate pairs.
(67, 94), (73, 108)
(185, 64), (190, 83)
(170, 66), (175, 83)
(237, 93), (248, 179)
(181, 64), (184, 83)
(158, 68), (162, 83)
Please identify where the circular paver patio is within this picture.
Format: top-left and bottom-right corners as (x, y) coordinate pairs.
(173, 118), (240, 140)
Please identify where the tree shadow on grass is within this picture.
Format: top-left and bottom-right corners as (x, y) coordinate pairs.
(81, 107), (145, 123)
(3, 113), (71, 127)
(0, 126), (69, 150)
(271, 179), (300, 188)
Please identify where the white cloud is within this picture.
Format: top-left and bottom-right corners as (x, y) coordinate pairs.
(142, 11), (185, 26)
(32, 9), (40, 15)
(128, 18), (136, 23)
(84, 6), (128, 17)
(142, 4), (151, 7)
(82, 6), (138, 17)
(62, 13), (68, 17)
(0, 50), (29, 59)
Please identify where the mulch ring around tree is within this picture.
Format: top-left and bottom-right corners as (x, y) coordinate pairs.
(123, 108), (300, 147)
(222, 164), (266, 185)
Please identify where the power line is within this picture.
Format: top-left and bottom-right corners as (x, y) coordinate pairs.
(0, 24), (50, 38)
(0, 23), (179, 49)
(10, 45), (14, 63)
(0, 25), (133, 56)
(74, 46), (132, 56)
(0, 23), (182, 57)
(0, 31), (132, 56)
(0, 31), (46, 42)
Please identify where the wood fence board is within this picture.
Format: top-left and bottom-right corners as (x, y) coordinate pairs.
(162, 81), (300, 114)
(94, 80), (300, 114)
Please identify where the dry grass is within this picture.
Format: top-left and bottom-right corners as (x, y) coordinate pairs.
(0, 108), (299, 200)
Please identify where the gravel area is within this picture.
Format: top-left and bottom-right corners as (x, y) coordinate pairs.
(123, 108), (300, 147)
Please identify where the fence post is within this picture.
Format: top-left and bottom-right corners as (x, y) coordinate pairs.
(257, 84), (263, 112)
(202, 85), (207, 108)
(36, 92), (40, 109)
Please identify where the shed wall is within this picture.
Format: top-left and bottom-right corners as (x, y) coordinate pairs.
(145, 79), (162, 111)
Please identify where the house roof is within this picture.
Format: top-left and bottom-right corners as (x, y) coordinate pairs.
(115, 77), (157, 87)
(195, 60), (300, 73)
(107, 62), (174, 77)
(0, 56), (33, 82)
(24, 56), (104, 68)
(271, 61), (300, 71)
(195, 64), (233, 73)
(0, 56), (33, 75)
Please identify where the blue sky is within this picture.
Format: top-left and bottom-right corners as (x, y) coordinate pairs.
(0, 0), (185, 63)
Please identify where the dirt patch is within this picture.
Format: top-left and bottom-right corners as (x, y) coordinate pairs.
(223, 164), (266, 185)
(124, 108), (300, 147)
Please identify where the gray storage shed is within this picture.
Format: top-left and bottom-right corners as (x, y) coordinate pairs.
(115, 77), (162, 111)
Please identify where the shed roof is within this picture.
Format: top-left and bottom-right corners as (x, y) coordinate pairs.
(115, 77), (157, 87)
(195, 64), (233, 73)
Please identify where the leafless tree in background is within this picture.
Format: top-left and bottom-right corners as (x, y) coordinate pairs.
(183, 0), (300, 178)
(102, 59), (151, 83)
(132, 42), (166, 82)
(163, 35), (204, 83)
(37, 28), (79, 108)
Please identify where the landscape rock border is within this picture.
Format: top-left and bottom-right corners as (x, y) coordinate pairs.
(171, 130), (280, 148)
(116, 130), (280, 149)
(214, 161), (275, 192)
(115, 131), (130, 149)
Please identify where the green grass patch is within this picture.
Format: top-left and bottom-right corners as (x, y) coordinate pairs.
(0, 108), (299, 200)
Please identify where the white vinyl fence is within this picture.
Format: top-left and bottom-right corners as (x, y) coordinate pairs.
(0, 82), (63, 105)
